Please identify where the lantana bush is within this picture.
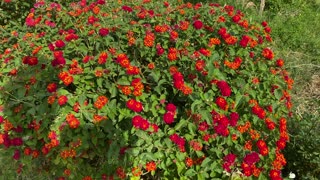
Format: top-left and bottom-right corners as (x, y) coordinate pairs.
(0, 0), (294, 179)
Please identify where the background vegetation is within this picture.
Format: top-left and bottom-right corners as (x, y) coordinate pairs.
(1, 0), (319, 179)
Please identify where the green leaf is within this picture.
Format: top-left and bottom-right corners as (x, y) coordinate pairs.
(176, 161), (185, 175)
(210, 171), (217, 178)
(188, 123), (196, 136)
(274, 88), (283, 100)
(107, 141), (119, 161)
(149, 70), (160, 82)
(135, 138), (145, 146)
(176, 152), (186, 161)
(92, 136), (98, 145)
(83, 112), (93, 122)
(199, 110), (211, 122)
(229, 47), (236, 56)
(130, 177), (140, 180)
(53, 157), (60, 165)
(17, 88), (25, 98)
(135, 130), (151, 142)
(164, 138), (173, 147)
(257, 173), (267, 180)
(141, 152), (156, 161)
(201, 157), (212, 167)
(79, 94), (86, 105)
(58, 89), (70, 95)
(154, 151), (164, 159)
(196, 150), (204, 157)
(174, 119), (187, 131)
(185, 169), (197, 177)
(128, 148), (140, 157)
(198, 172), (209, 179)
(234, 93), (243, 109)
(155, 79), (167, 94)
(117, 76), (130, 85)
(97, 78), (103, 87)
(27, 108), (36, 115)
(165, 157), (172, 167)
(191, 99), (203, 112)
(109, 84), (118, 98)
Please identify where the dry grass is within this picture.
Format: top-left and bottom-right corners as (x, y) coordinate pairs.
(294, 74), (320, 118)
(272, 48), (320, 119)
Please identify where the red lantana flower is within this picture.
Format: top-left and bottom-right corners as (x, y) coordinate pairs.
(193, 20), (203, 30)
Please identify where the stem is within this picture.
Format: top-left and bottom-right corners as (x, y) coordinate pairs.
(259, 0), (265, 16)
(4, 91), (34, 107)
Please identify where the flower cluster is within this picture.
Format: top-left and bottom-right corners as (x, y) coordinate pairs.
(60, 148), (76, 159)
(43, 131), (60, 154)
(58, 71), (74, 86)
(66, 113), (80, 129)
(216, 80), (232, 97)
(22, 56), (38, 66)
(163, 103), (176, 124)
(241, 152), (262, 177)
(145, 161), (156, 172)
(172, 71), (192, 95)
(126, 99), (143, 113)
(58, 95), (68, 106)
(131, 78), (144, 96)
(223, 153), (237, 172)
(131, 115), (149, 131)
(215, 96), (228, 110)
(94, 95), (108, 110)
(116, 53), (140, 75)
(170, 133), (186, 152)
(251, 102), (267, 119)
(257, 139), (269, 156)
(211, 111), (230, 137)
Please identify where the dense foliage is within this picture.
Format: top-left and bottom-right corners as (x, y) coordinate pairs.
(0, 0), (296, 179)
(0, 0), (36, 26)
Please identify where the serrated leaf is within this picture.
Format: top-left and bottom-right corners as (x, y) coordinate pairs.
(176, 161), (185, 175)
(164, 138), (172, 147)
(79, 94), (86, 105)
(274, 88), (282, 100)
(174, 119), (187, 131)
(199, 110), (211, 122)
(191, 99), (203, 112)
(176, 152), (186, 161)
(188, 123), (196, 136)
(109, 84), (117, 98)
(53, 157), (60, 165)
(185, 169), (197, 177)
(97, 78), (103, 87)
(17, 88), (25, 98)
(154, 151), (164, 159)
(142, 152), (156, 161)
(117, 77), (130, 85)
(92, 136), (98, 145)
(155, 79), (167, 93)
(149, 70), (160, 82)
(135, 138), (145, 146)
(234, 93), (243, 109)
(201, 157), (211, 167)
(58, 89), (70, 95)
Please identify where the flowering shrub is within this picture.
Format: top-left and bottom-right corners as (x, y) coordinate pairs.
(0, 0), (293, 179)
